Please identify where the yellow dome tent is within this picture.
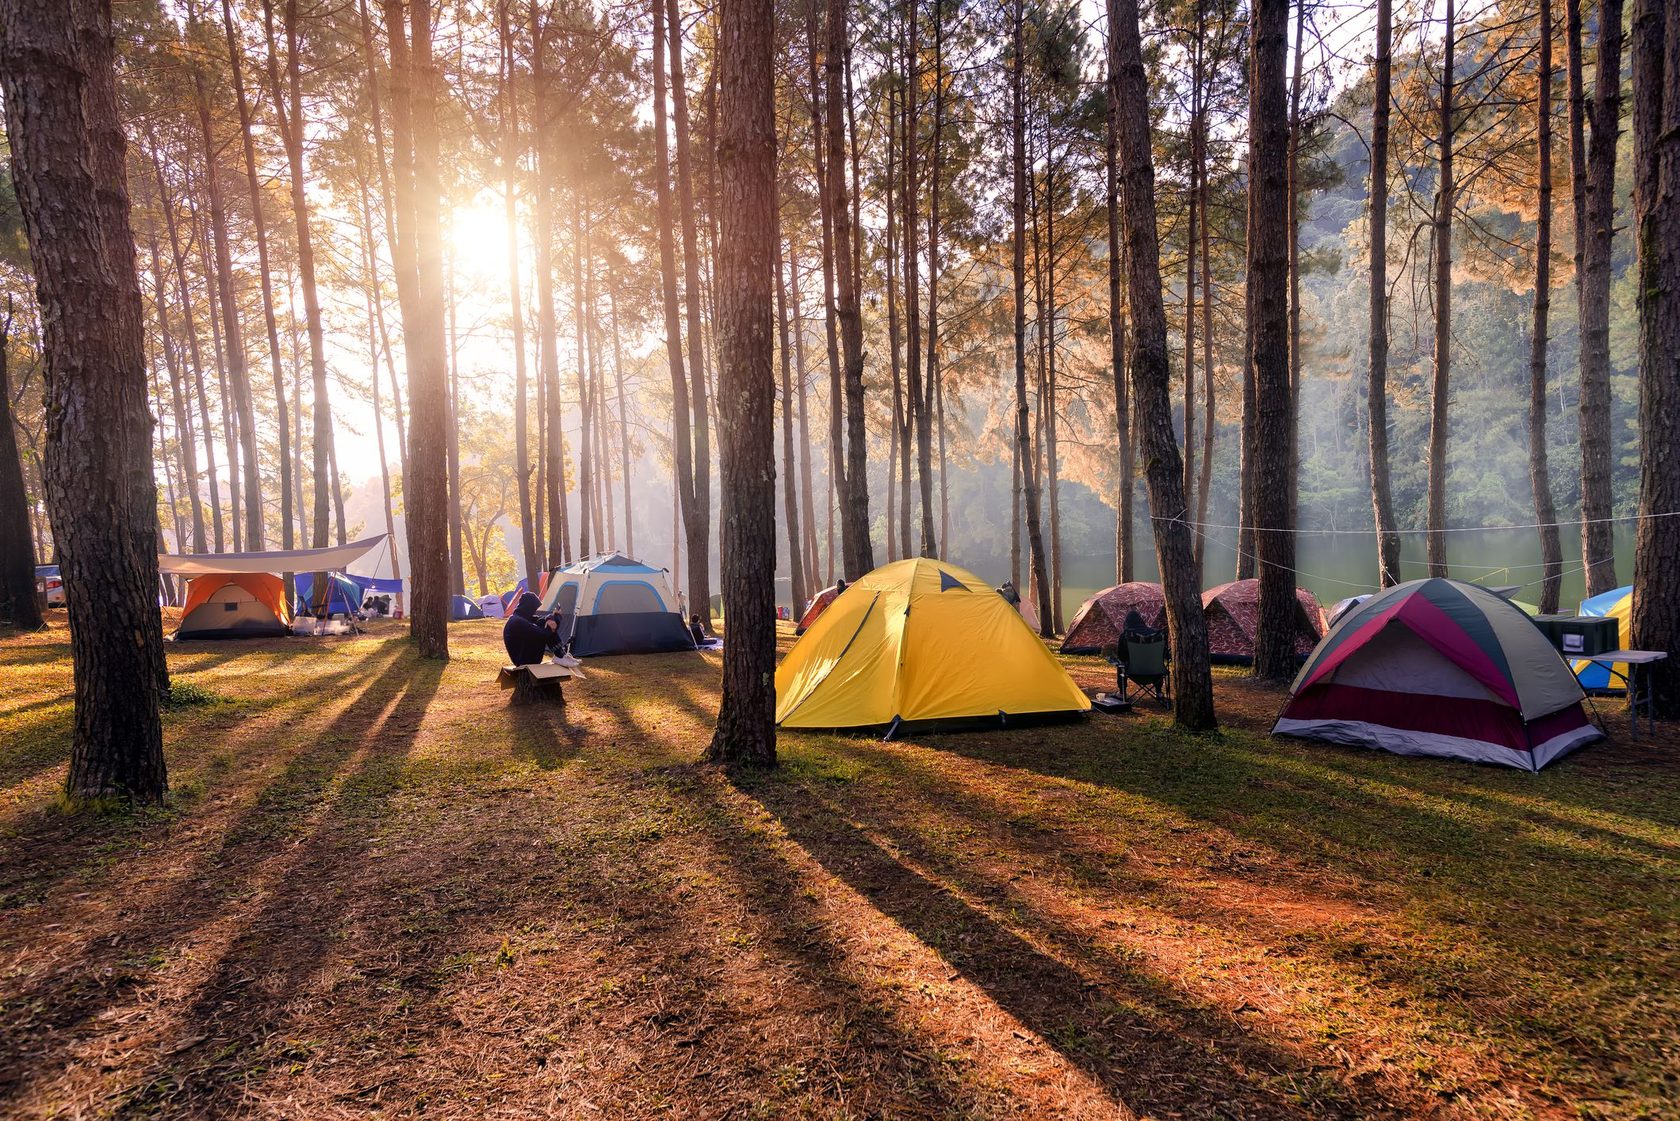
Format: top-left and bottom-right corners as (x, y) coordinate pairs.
(776, 557), (1091, 730)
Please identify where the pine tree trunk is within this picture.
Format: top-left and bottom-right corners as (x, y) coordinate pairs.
(446, 252), (466, 590)
(226, 0), (294, 552)
(572, 205), (594, 559)
(788, 239), (821, 583)
(1627, 0), (1678, 714)
(1105, 5), (1133, 585)
(885, 79), (904, 562)
(1250, 0), (1297, 681)
(1196, 98), (1216, 560)
(825, 0), (872, 577)
(668, 0), (715, 618)
(146, 147), (207, 554)
(0, 306), (43, 629)
(924, 0), (945, 560)
(530, 5), (568, 569)
(1368, 0), (1401, 585)
(0, 0), (169, 798)
(264, 0), (335, 552)
(181, 189), (225, 553)
(1426, 0), (1456, 578)
(1183, 69), (1198, 551)
(608, 282), (634, 555)
(1286, 0), (1305, 534)
(1107, 0), (1216, 729)
(1578, 0), (1624, 596)
(807, 0), (846, 582)
(653, 0), (701, 613)
(706, 0), (777, 766)
(384, 0), (449, 657)
(357, 174), (403, 591)
(776, 231), (807, 612)
(498, 0), (539, 586)
(1012, 0), (1053, 638)
(1530, 0), (1564, 615)
(187, 7), (266, 551)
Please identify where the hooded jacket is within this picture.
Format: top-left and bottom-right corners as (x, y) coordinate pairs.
(502, 591), (553, 666)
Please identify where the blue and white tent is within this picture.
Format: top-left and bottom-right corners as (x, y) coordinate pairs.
(538, 552), (696, 657)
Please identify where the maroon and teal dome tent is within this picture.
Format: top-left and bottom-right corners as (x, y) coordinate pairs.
(1273, 578), (1601, 771)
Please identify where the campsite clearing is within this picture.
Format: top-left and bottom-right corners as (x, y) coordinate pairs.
(2, 620), (1677, 1119)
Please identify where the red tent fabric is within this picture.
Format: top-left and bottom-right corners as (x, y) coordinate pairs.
(1060, 582), (1166, 654)
(796, 585), (841, 635)
(1201, 579), (1325, 663)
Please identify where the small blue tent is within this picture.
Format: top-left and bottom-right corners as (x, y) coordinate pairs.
(450, 594), (486, 621)
(294, 572), (364, 616)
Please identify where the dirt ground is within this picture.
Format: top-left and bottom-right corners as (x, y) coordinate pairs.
(1, 618), (1677, 1120)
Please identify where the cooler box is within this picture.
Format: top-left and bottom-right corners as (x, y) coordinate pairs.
(1530, 614), (1571, 646)
(1554, 615), (1619, 656)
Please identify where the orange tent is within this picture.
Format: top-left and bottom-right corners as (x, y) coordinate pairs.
(177, 573), (292, 639)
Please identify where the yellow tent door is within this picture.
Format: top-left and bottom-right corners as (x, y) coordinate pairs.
(776, 558), (1090, 729)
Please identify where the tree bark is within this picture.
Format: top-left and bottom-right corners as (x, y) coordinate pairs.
(924, 0), (945, 560)
(706, 0), (777, 765)
(1627, 0), (1678, 714)
(1578, 0), (1624, 596)
(1426, 0), (1456, 578)
(777, 228), (808, 612)
(223, 0), (294, 552)
(653, 0), (702, 614)
(180, 185), (225, 553)
(189, 0), (266, 551)
(1105, 1), (1133, 585)
(668, 0), (715, 617)
(385, 0), (450, 657)
(885, 77), (905, 561)
(1013, 0), (1053, 638)
(1108, 0), (1216, 728)
(1367, 0), (1401, 585)
(608, 281), (634, 555)
(1286, 0), (1305, 535)
(825, 0), (872, 577)
(530, 3), (570, 569)
(788, 238), (820, 583)
(146, 146), (207, 554)
(0, 0), (169, 798)
(499, 0), (539, 587)
(1250, 0), (1297, 680)
(1530, 0), (1564, 614)
(357, 170), (403, 593)
(263, 0), (335, 552)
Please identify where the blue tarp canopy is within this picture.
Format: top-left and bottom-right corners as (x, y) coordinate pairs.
(351, 574), (403, 595)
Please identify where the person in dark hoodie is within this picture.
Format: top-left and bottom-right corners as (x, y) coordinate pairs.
(503, 591), (558, 666)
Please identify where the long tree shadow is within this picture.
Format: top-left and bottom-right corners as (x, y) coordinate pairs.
(527, 684), (1053, 1117)
(724, 769), (1387, 1120)
(0, 644), (408, 909)
(103, 661), (444, 1117)
(0, 643), (427, 1105)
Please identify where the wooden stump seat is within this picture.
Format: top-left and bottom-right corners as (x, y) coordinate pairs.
(497, 662), (575, 706)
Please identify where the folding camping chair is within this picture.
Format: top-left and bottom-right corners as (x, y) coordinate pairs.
(1119, 635), (1171, 708)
